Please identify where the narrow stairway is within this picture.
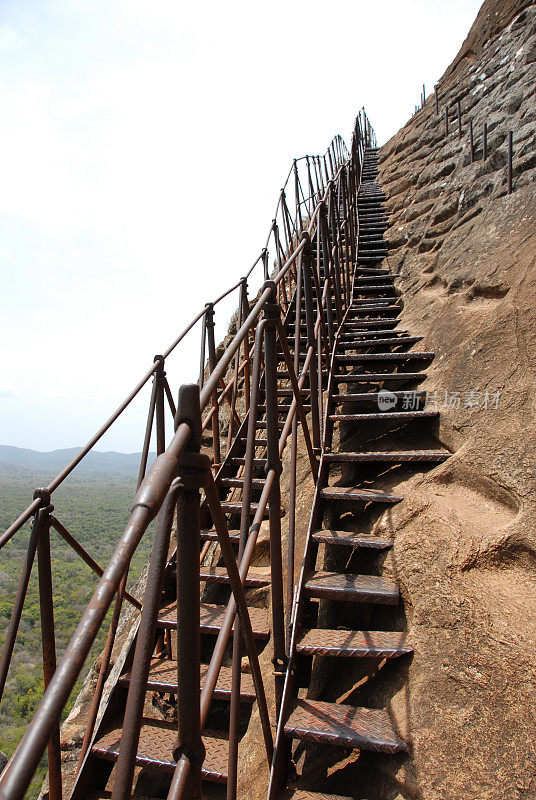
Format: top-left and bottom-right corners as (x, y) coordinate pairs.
(268, 148), (450, 800)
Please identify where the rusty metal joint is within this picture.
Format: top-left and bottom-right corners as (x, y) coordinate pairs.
(172, 738), (206, 765)
(204, 302), (215, 327)
(153, 354), (166, 376)
(261, 279), (278, 304)
(265, 457), (282, 478)
(32, 487), (52, 511)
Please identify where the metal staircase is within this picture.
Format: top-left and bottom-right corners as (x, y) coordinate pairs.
(0, 120), (451, 800)
(267, 148), (450, 800)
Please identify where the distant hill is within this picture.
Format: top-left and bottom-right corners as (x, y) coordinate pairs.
(0, 444), (155, 479)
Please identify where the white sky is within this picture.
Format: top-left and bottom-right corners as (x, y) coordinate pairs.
(0, 0), (483, 453)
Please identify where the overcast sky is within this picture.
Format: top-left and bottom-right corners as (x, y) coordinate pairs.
(0, 0), (483, 454)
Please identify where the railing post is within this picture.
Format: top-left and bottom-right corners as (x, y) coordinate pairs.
(174, 384), (205, 800)
(240, 278), (251, 412)
(302, 233), (321, 452)
(154, 355), (166, 456)
(198, 312), (207, 388)
(470, 120), (475, 163)
(35, 494), (62, 800)
(205, 303), (221, 466)
(227, 322), (265, 800)
(263, 287), (287, 711)
(112, 481), (179, 800)
(294, 159), (303, 229)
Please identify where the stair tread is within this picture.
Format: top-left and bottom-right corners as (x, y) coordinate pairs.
(329, 410), (438, 421)
(199, 565), (271, 587)
(333, 372), (427, 382)
(201, 528), (240, 542)
(324, 449), (448, 462)
(92, 718), (229, 781)
(320, 486), (403, 503)
(304, 570), (399, 603)
(119, 658), (256, 700)
(312, 529), (392, 548)
(157, 601), (270, 638)
(278, 791), (353, 800)
(337, 337), (421, 348)
(336, 351), (434, 361)
(332, 390), (426, 402)
(284, 699), (407, 752)
(296, 628), (412, 657)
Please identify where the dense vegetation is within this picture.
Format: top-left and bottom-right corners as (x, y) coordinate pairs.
(0, 450), (155, 797)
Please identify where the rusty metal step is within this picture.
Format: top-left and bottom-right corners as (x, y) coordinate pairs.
(323, 450), (449, 464)
(354, 276), (392, 283)
(284, 699), (407, 752)
(329, 410), (438, 422)
(304, 571), (399, 604)
(200, 528), (240, 543)
(335, 351), (434, 363)
(337, 336), (421, 349)
(354, 268), (390, 275)
(199, 566), (271, 588)
(320, 486), (403, 503)
(119, 658), (256, 701)
(296, 629), (412, 658)
(219, 476), (266, 489)
(278, 791), (353, 800)
(352, 285), (395, 293)
(338, 328), (409, 338)
(332, 372), (427, 383)
(157, 602), (270, 639)
(312, 529), (392, 548)
(92, 719), (229, 782)
(331, 390), (427, 404)
(339, 320), (398, 329)
(219, 500), (270, 516)
(346, 308), (400, 318)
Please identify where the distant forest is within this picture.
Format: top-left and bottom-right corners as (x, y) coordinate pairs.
(0, 448), (155, 797)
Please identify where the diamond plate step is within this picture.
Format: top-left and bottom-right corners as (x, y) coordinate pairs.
(219, 476), (266, 489)
(337, 336), (421, 349)
(332, 372), (427, 384)
(335, 351), (434, 363)
(92, 719), (229, 782)
(278, 791), (353, 800)
(331, 391), (426, 408)
(284, 699), (407, 752)
(323, 450), (449, 463)
(329, 410), (438, 422)
(304, 571), (399, 604)
(312, 529), (392, 548)
(200, 528), (240, 543)
(157, 602), (270, 639)
(199, 565), (271, 588)
(296, 629), (412, 658)
(119, 658), (256, 701)
(320, 486), (403, 503)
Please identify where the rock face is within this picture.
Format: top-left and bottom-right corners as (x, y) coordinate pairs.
(371, 2), (536, 798)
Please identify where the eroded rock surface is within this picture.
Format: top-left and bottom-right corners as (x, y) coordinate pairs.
(371, 2), (536, 798)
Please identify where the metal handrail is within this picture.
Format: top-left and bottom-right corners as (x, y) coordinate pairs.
(0, 108), (375, 800)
